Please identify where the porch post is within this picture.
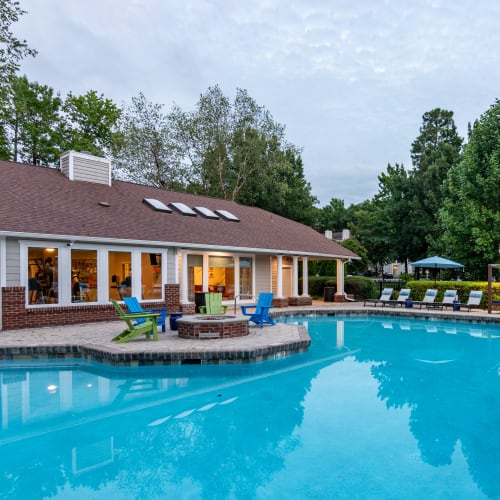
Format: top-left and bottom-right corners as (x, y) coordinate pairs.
(292, 256), (299, 297)
(173, 248), (179, 284)
(277, 255), (283, 298)
(202, 254), (209, 292)
(488, 264), (492, 314)
(234, 256), (240, 300)
(334, 258), (345, 302)
(302, 257), (309, 296)
(181, 251), (189, 304)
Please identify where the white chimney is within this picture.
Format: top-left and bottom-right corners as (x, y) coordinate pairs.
(325, 230), (333, 239)
(342, 229), (351, 240)
(60, 151), (111, 186)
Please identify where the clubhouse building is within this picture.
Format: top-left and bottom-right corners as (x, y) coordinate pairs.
(0, 151), (358, 330)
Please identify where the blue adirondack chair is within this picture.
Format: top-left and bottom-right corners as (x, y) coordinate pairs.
(240, 292), (275, 328)
(123, 296), (167, 332)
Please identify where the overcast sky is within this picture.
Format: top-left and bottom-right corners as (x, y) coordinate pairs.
(13, 0), (500, 207)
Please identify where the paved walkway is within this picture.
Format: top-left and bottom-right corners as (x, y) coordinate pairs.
(0, 301), (497, 365)
(0, 319), (303, 353)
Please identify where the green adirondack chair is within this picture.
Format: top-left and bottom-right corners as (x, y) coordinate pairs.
(198, 292), (228, 314)
(111, 300), (159, 343)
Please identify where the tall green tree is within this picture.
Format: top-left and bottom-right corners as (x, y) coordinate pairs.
(175, 86), (285, 198)
(438, 99), (500, 277)
(1, 75), (62, 164)
(341, 238), (369, 275)
(237, 147), (318, 225)
(348, 199), (392, 273)
(0, 0), (37, 159)
(0, 125), (8, 158)
(314, 198), (350, 234)
(169, 85), (316, 222)
(0, 0), (36, 86)
(374, 162), (413, 270)
(408, 108), (463, 258)
(113, 92), (186, 189)
(61, 90), (121, 156)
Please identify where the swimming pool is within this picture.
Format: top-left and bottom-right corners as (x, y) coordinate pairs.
(1, 315), (499, 499)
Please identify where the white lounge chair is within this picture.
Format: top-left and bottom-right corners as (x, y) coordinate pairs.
(427, 289), (458, 310)
(461, 290), (483, 311)
(386, 288), (411, 307)
(364, 288), (393, 307)
(413, 289), (438, 309)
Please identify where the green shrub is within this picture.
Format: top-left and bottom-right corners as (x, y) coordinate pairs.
(306, 275), (378, 300)
(345, 276), (378, 300)
(406, 280), (500, 307)
(307, 276), (337, 298)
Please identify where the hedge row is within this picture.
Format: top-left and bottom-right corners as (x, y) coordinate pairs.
(306, 277), (500, 308)
(406, 280), (500, 308)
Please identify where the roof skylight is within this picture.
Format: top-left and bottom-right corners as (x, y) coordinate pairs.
(143, 198), (172, 212)
(193, 206), (219, 219)
(215, 209), (240, 222)
(169, 202), (197, 216)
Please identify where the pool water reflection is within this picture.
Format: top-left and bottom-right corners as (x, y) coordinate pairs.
(0, 315), (499, 499)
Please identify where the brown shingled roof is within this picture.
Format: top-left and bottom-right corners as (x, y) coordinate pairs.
(0, 160), (358, 259)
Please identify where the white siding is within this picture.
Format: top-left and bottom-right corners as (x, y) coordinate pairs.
(60, 154), (70, 178)
(166, 248), (178, 283)
(5, 238), (20, 286)
(72, 156), (110, 185)
(255, 254), (272, 294)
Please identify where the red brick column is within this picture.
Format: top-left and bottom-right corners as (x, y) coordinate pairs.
(1, 287), (27, 330)
(164, 284), (180, 312)
(288, 296), (313, 306)
(272, 297), (289, 308)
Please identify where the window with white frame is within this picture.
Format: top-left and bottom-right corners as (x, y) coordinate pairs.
(27, 246), (59, 304)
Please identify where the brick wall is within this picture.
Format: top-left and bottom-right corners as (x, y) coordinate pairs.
(164, 284), (180, 311)
(1, 284), (182, 331)
(288, 296), (313, 306)
(272, 297), (289, 308)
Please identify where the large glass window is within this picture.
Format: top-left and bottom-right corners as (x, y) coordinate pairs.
(141, 253), (162, 300)
(209, 256), (234, 300)
(239, 257), (253, 299)
(28, 247), (59, 304)
(71, 250), (97, 302)
(108, 251), (131, 300)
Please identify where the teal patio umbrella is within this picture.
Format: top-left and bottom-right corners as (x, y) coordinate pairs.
(411, 255), (464, 284)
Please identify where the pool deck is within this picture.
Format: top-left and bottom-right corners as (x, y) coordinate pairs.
(0, 301), (498, 366)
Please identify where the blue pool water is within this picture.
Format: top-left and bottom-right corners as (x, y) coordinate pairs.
(0, 315), (499, 499)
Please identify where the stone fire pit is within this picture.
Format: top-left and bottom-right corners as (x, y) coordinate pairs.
(177, 315), (250, 339)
